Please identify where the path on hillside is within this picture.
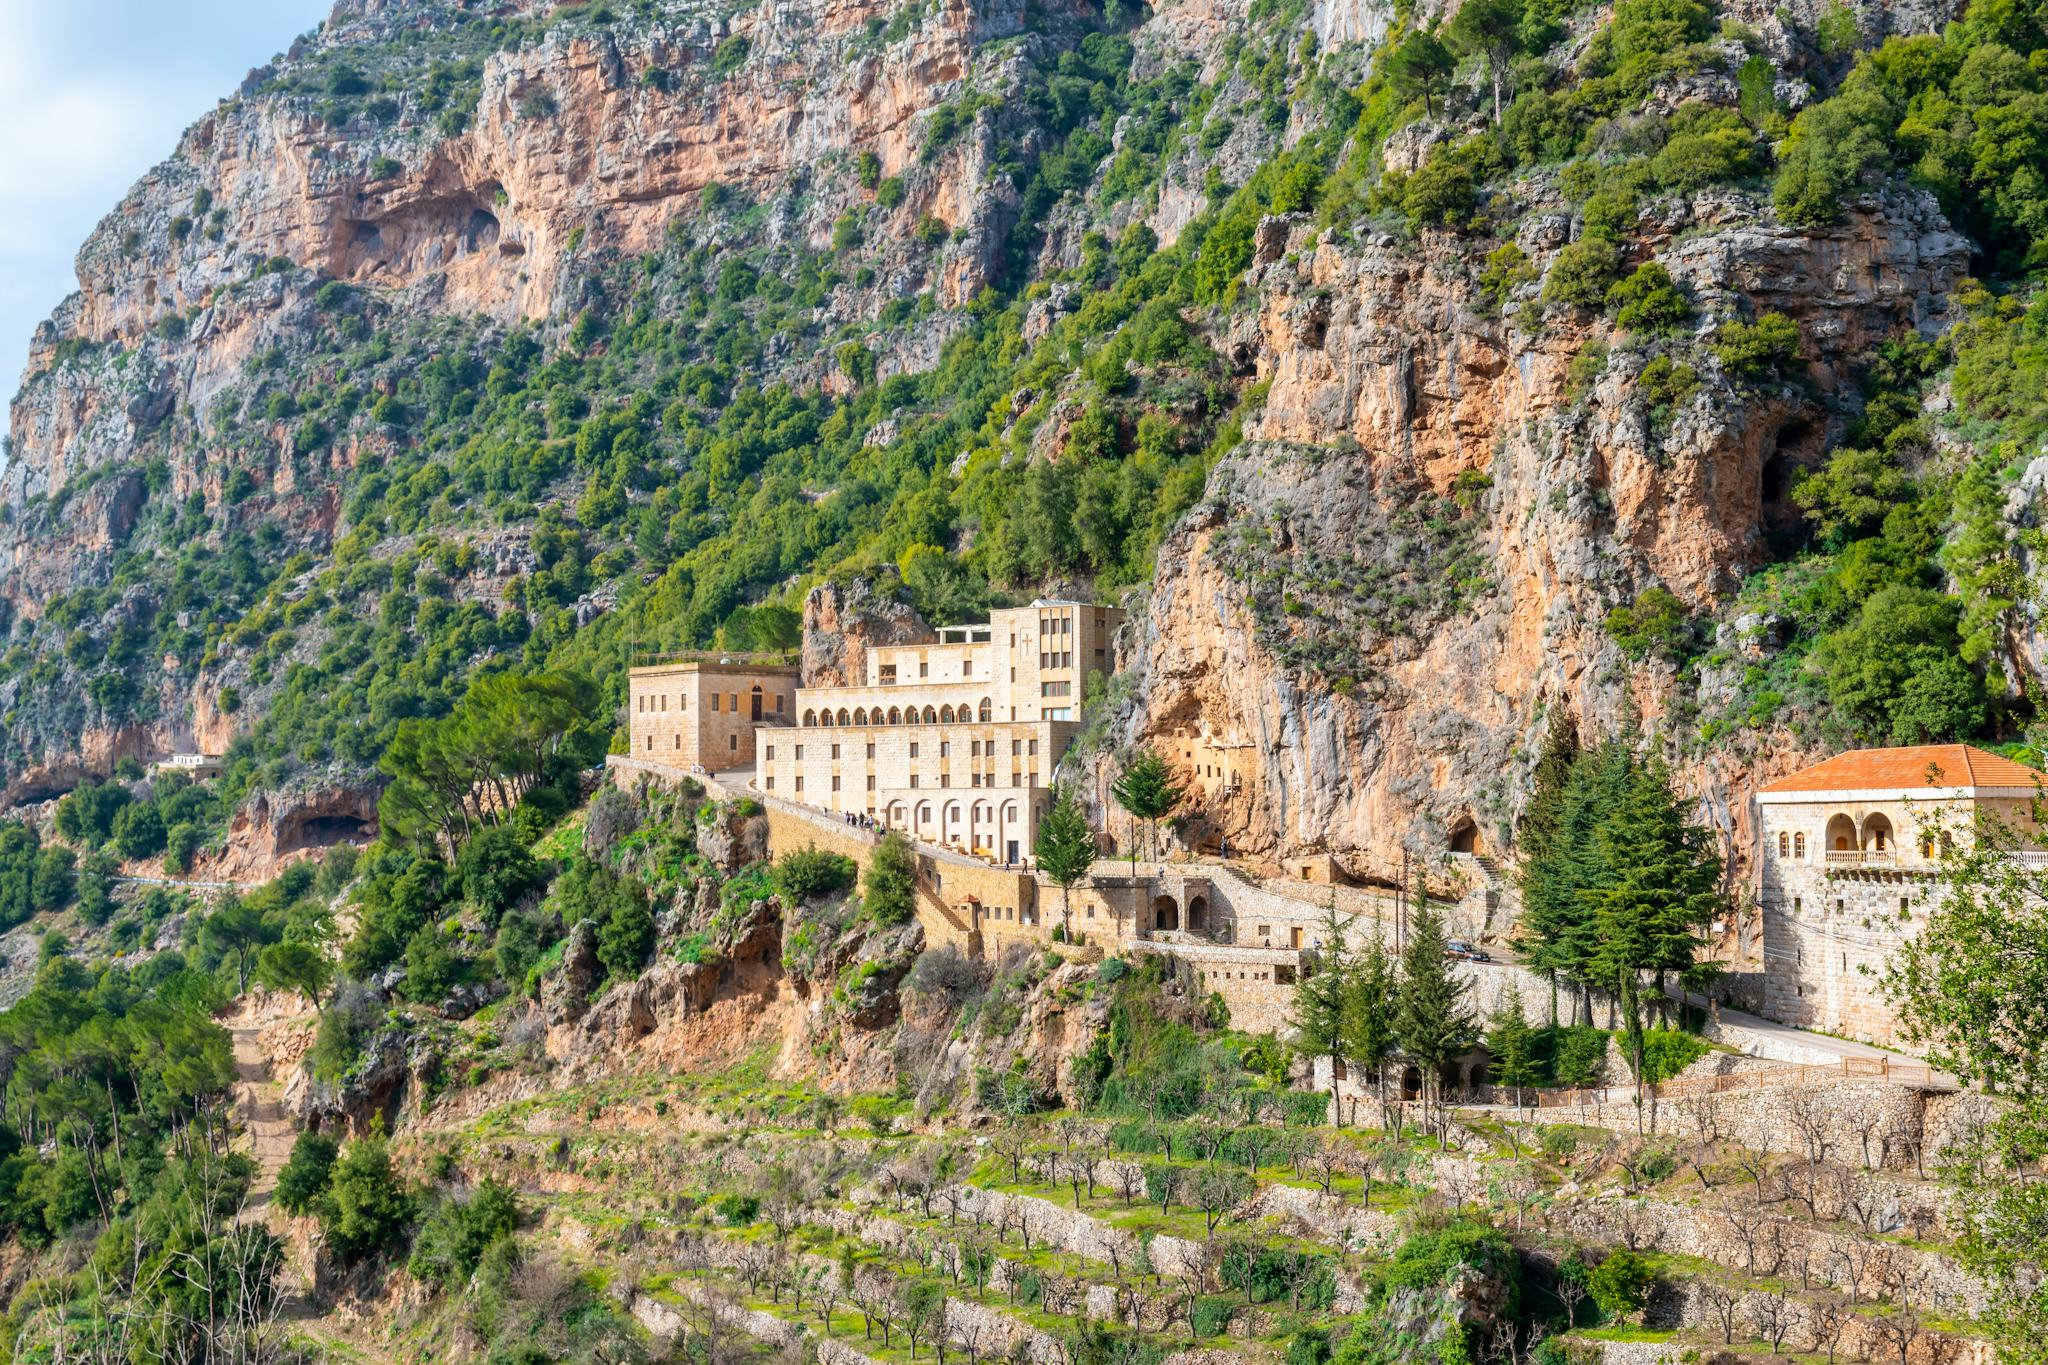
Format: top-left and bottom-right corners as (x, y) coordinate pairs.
(231, 1025), (296, 1224)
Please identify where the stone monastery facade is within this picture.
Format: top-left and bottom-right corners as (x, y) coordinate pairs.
(754, 600), (1122, 862)
(1756, 743), (2045, 1047)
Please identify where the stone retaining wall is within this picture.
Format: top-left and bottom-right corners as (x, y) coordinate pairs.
(1551, 1195), (1985, 1317)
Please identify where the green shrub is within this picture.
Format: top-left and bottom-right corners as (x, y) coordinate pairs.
(409, 1180), (519, 1286)
(276, 1131), (339, 1216)
(711, 35), (750, 76)
(1713, 312), (1802, 378)
(1637, 355), (1698, 414)
(1478, 243), (1537, 310)
(713, 1192), (760, 1224)
(1191, 1296), (1237, 1336)
(1603, 586), (1690, 660)
(1607, 263), (1691, 332)
(323, 1135), (414, 1260)
(1587, 1247), (1656, 1321)
(1544, 236), (1623, 306)
(865, 832), (916, 926)
(776, 845), (857, 900)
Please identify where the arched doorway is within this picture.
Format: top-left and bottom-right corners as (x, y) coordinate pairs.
(1862, 812), (1894, 852)
(750, 686), (764, 721)
(1186, 894), (1208, 935)
(1826, 813), (1857, 852)
(1449, 818), (1481, 855)
(1399, 1066), (1423, 1101)
(1151, 895), (1179, 932)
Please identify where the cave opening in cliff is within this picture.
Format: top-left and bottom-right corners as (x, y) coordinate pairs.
(282, 814), (375, 852)
(1449, 817), (1482, 855)
(1760, 419), (1821, 558)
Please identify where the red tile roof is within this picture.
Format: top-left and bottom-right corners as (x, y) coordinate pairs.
(1759, 744), (2046, 794)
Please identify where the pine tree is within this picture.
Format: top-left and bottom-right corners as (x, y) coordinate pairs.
(1035, 787), (1097, 938)
(1110, 749), (1185, 869)
(1516, 710), (1581, 1024)
(1486, 981), (1538, 1110)
(1395, 897), (1475, 1146)
(1585, 757), (1723, 1121)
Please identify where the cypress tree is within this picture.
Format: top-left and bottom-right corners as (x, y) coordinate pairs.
(1342, 930), (1398, 1124)
(1395, 897), (1475, 1146)
(1289, 902), (1353, 1103)
(1034, 788), (1097, 938)
(1110, 749), (1186, 868)
(1486, 981), (1539, 1110)
(1585, 757), (1724, 1121)
(1522, 741), (1636, 1024)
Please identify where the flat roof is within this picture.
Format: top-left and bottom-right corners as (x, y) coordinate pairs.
(630, 658), (799, 677)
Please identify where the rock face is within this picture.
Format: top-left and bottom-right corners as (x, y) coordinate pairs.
(0, 0), (1996, 890)
(801, 578), (935, 687)
(1122, 190), (1969, 880)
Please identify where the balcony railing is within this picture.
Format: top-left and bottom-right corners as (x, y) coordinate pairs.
(1824, 849), (1898, 867)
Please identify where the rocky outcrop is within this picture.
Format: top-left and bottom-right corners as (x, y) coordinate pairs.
(802, 578), (935, 687)
(212, 782), (380, 881)
(1123, 189), (1970, 879)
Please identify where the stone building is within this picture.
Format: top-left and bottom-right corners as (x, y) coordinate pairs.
(626, 658), (799, 774)
(1756, 743), (2045, 1046)
(753, 600), (1123, 862)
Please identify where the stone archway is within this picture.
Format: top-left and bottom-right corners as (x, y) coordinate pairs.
(1449, 818), (1481, 855)
(1151, 895), (1179, 932)
(1186, 894), (1208, 935)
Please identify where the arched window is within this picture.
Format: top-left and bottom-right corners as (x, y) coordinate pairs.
(923, 705), (937, 724)
(978, 697), (993, 722)
(1778, 832), (1789, 857)
(1794, 832), (1805, 858)
(1826, 813), (1856, 852)
(1862, 812), (1894, 852)
(1920, 833), (1937, 860)
(854, 708), (868, 725)
(837, 708), (851, 726)
(888, 707), (902, 724)
(940, 705), (955, 723)
(803, 709), (816, 727)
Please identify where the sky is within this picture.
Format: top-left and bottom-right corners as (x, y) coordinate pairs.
(0, 0), (334, 415)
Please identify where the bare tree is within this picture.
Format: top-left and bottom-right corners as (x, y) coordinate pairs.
(1699, 1280), (1741, 1344)
(1112, 1160), (1144, 1208)
(1869, 1307), (1922, 1365)
(990, 1129), (1031, 1186)
(1842, 1172), (1891, 1234)
(1720, 1200), (1766, 1274)
(1732, 1131), (1776, 1200)
(1748, 1287), (1797, 1354)
(1613, 1198), (1651, 1252)
(1786, 1092), (1835, 1167)
(1807, 1294), (1852, 1364)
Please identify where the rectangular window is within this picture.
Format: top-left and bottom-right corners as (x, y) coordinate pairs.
(795, 745), (804, 760)
(832, 776), (842, 792)
(765, 745), (776, 761)
(866, 743), (876, 758)
(910, 742), (920, 758)
(795, 777), (805, 792)
(1041, 681), (1071, 698)
(711, 693), (721, 712)
(831, 744), (841, 760)
(766, 776), (775, 789)
(867, 776), (876, 790)
(1011, 740), (1021, 756)
(910, 775), (919, 788)
(940, 774), (950, 788)
(728, 735), (737, 751)
(940, 742), (951, 757)
(920, 662), (929, 678)
(1029, 739), (1039, 755)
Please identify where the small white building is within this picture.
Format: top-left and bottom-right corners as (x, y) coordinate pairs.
(1755, 743), (2044, 1046)
(152, 753), (224, 781)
